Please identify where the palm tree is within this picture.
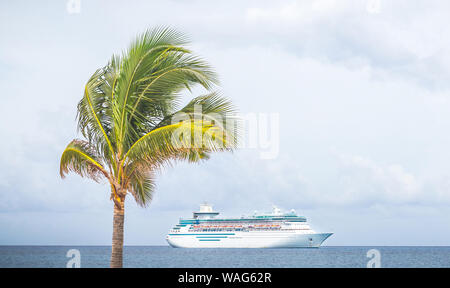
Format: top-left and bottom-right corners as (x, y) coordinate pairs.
(59, 27), (237, 268)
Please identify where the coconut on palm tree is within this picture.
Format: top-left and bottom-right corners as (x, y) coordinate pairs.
(59, 27), (238, 268)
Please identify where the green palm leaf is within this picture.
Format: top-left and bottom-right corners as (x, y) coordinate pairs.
(60, 140), (107, 182)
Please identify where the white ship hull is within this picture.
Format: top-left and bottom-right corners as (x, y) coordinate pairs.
(167, 231), (333, 248)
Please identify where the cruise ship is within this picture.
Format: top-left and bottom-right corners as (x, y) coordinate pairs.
(166, 203), (333, 248)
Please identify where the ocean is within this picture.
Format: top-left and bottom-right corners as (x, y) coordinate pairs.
(0, 246), (449, 268)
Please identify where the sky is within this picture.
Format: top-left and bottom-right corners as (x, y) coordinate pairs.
(1, 0), (450, 246)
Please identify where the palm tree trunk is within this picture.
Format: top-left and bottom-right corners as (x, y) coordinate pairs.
(110, 199), (125, 268)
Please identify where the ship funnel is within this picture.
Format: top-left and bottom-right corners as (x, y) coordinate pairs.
(199, 203), (214, 212)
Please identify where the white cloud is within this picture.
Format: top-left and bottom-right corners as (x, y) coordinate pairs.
(241, 0), (450, 91)
(337, 153), (421, 203)
(246, 0), (343, 23)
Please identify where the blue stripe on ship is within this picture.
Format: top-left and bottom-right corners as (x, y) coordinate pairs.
(168, 233), (235, 236)
(196, 236), (228, 238)
(199, 239), (221, 241)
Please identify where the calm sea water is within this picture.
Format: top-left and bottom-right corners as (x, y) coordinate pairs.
(0, 246), (449, 268)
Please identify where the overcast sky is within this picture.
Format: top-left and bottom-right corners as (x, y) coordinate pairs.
(1, 0), (450, 246)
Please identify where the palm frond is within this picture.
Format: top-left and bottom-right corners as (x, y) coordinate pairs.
(60, 140), (108, 182)
(125, 164), (156, 207)
(123, 117), (235, 166)
(155, 92), (236, 128)
(76, 62), (118, 165)
(152, 92), (241, 149)
(112, 26), (219, 154)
